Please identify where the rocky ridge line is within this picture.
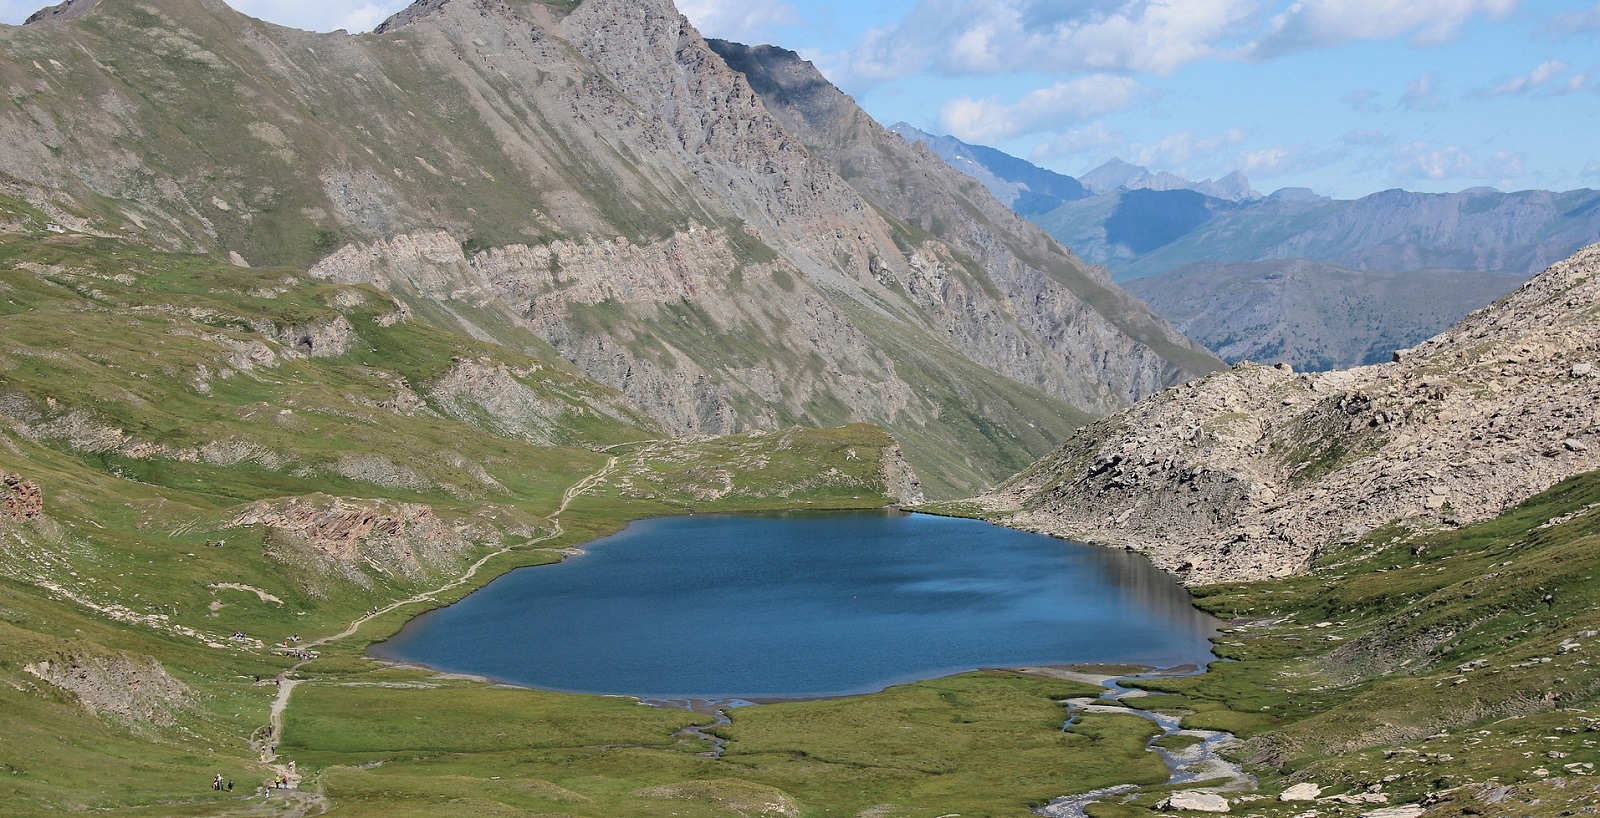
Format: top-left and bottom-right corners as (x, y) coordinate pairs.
(982, 243), (1600, 584)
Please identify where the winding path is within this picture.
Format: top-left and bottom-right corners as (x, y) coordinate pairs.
(254, 457), (622, 787)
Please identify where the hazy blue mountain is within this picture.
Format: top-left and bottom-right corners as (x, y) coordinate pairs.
(888, 123), (1090, 216)
(906, 134), (1600, 371)
(1124, 259), (1526, 369)
(1078, 158), (1260, 201)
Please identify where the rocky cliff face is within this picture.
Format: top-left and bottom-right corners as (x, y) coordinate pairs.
(0, 0), (1219, 496)
(982, 243), (1600, 584)
(709, 41), (1219, 414)
(227, 494), (482, 587)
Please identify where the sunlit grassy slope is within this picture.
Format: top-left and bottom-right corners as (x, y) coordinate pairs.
(0, 197), (920, 815)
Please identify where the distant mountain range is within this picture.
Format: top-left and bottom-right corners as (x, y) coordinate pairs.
(888, 124), (1089, 216)
(1076, 156), (1259, 201)
(897, 128), (1600, 371)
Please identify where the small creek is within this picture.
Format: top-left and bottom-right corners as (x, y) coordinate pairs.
(643, 698), (748, 758)
(1036, 673), (1256, 818)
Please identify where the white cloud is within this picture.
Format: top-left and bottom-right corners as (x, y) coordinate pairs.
(1251, 0), (1518, 58)
(1400, 71), (1444, 111)
(938, 75), (1145, 143)
(1233, 144), (1344, 178)
(1389, 141), (1524, 183)
(678, 0), (800, 44)
(225, 0), (406, 32)
(1545, 3), (1600, 35)
(1557, 73), (1592, 94)
(842, 0), (1261, 82)
(1127, 127), (1250, 170)
(836, 0), (1522, 87)
(1584, 161), (1600, 178)
(1030, 122), (1125, 162)
(1477, 59), (1569, 97)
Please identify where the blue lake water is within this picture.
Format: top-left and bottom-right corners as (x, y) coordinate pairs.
(371, 510), (1220, 699)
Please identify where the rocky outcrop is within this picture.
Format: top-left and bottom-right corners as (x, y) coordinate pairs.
(984, 243), (1600, 584)
(880, 445), (925, 506)
(709, 40), (1219, 414)
(227, 495), (478, 583)
(24, 648), (193, 727)
(262, 315), (356, 359)
(2, 471), (43, 519)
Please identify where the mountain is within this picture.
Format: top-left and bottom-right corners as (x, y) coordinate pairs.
(1047, 185), (1600, 282)
(0, 195), (930, 813)
(886, 123), (1089, 216)
(1032, 179), (1600, 371)
(0, 0), (1218, 498)
(979, 242), (1600, 584)
(1078, 157), (1260, 201)
(905, 133), (1600, 373)
(1124, 259), (1526, 368)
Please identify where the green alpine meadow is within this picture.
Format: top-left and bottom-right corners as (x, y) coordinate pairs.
(3, 0), (1600, 816)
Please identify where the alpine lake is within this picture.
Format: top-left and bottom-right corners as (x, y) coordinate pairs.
(372, 509), (1220, 700)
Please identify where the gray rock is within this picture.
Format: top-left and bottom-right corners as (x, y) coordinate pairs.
(1360, 807), (1425, 818)
(1159, 791), (1231, 812)
(983, 244), (1600, 584)
(1279, 783), (1322, 801)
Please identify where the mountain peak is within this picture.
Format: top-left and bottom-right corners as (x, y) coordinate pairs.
(23, 0), (99, 24)
(373, 0), (453, 33)
(1080, 158), (1256, 201)
(1080, 158), (1148, 192)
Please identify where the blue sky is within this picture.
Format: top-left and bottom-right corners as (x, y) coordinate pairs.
(3, 0), (1597, 198)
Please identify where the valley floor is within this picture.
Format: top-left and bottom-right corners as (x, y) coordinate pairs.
(11, 467), (1600, 816)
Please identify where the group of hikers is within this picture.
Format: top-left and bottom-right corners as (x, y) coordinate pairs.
(212, 765), (296, 797)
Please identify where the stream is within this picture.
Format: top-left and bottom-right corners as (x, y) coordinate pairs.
(644, 698), (749, 758)
(1035, 674), (1256, 818)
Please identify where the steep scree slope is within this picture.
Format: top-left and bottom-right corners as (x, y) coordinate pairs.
(982, 243), (1600, 583)
(0, 0), (1219, 496)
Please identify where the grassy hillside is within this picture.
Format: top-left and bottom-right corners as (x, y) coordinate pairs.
(1061, 470), (1600, 816)
(0, 198), (939, 815)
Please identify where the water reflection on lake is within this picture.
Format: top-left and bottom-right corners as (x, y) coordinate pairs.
(371, 510), (1220, 699)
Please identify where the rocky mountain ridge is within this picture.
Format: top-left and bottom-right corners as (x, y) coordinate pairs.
(0, 0), (1218, 496)
(1078, 157), (1259, 202)
(1050, 185), (1600, 282)
(904, 128), (1600, 371)
(981, 243), (1600, 584)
